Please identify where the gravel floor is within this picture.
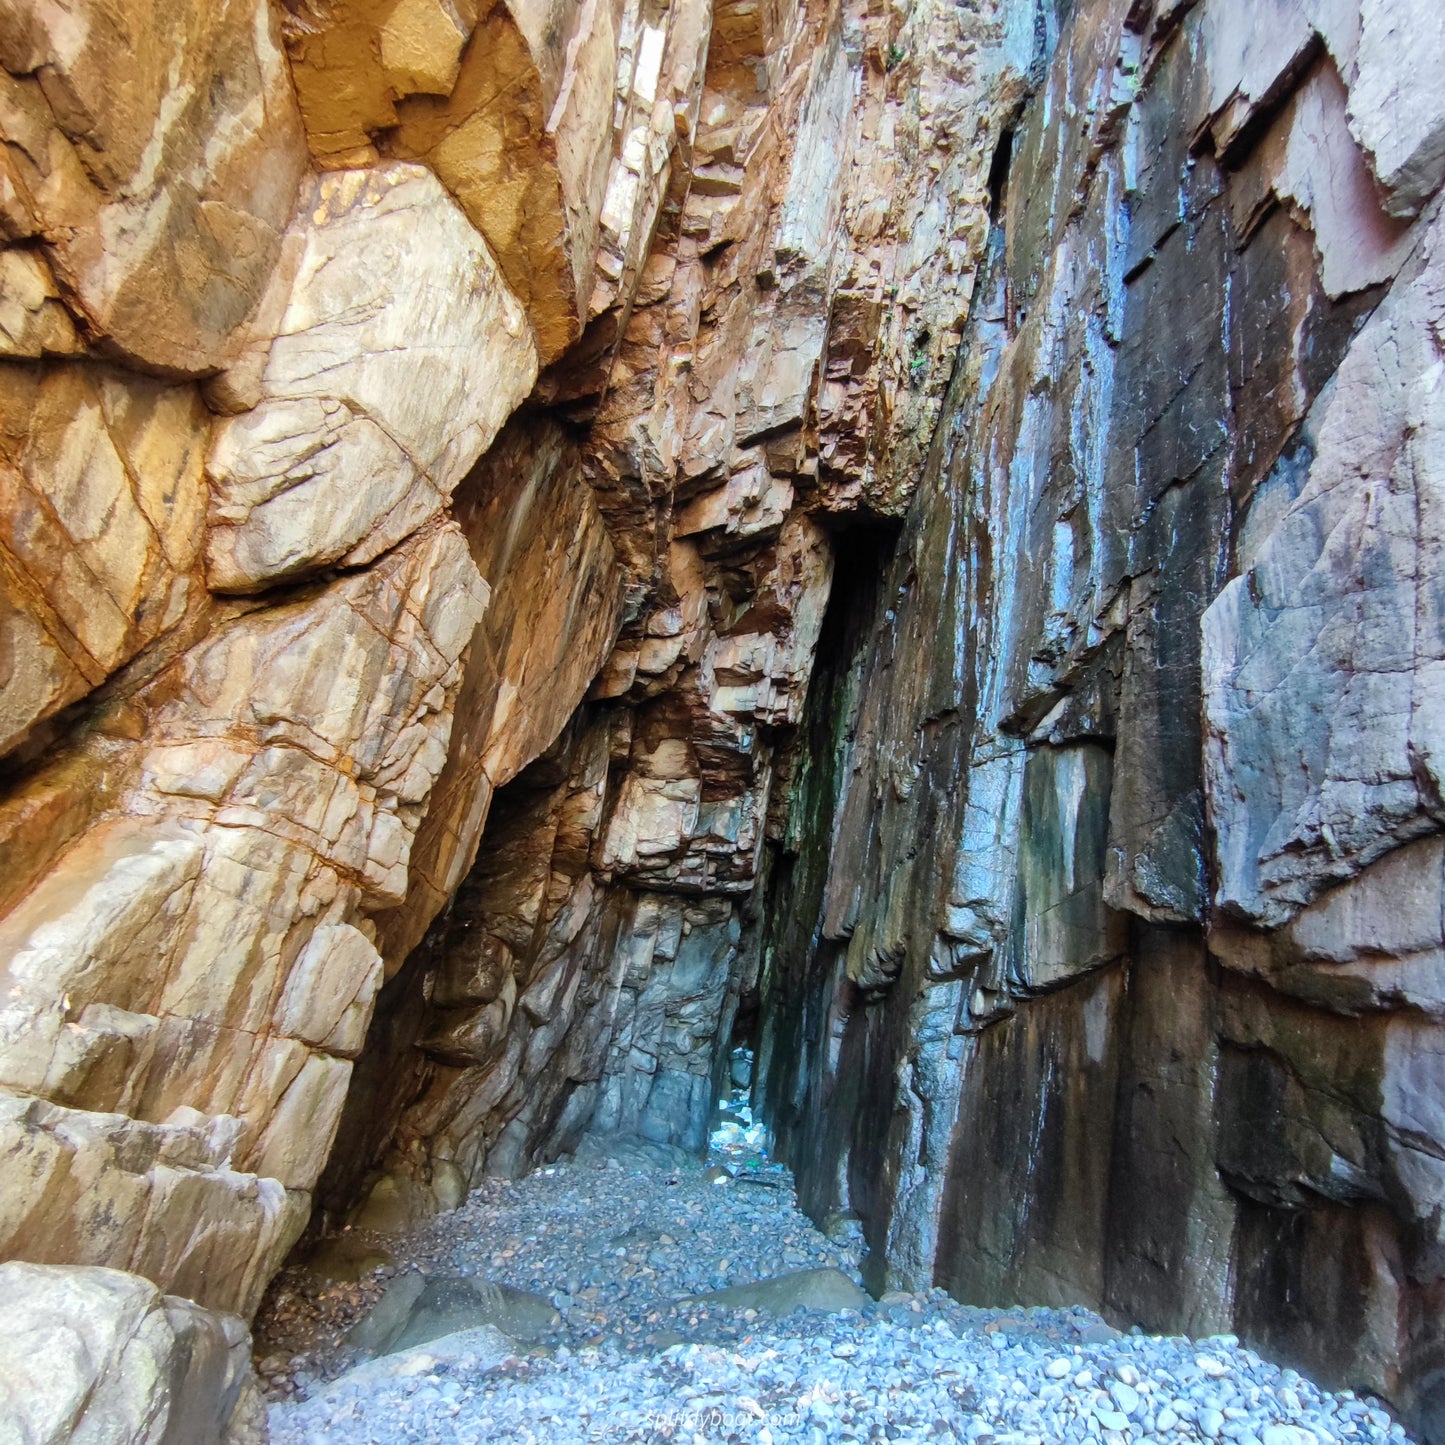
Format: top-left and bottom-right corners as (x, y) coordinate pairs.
(261, 1088), (1417, 1445)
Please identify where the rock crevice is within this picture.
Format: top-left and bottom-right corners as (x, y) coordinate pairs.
(1, 0), (1444, 1436)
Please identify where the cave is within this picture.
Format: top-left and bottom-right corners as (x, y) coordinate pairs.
(0, 0), (1442, 1440)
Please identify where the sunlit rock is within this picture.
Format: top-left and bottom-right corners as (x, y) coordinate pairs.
(282, 0), (621, 363)
(205, 165), (536, 592)
(0, 0), (306, 374)
(0, 365), (209, 757)
(0, 1263), (263, 1445)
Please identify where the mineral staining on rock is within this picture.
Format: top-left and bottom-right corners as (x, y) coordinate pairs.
(0, 520), (487, 1317)
(742, 0), (1445, 1430)
(0, 0), (1442, 1437)
(0, 0), (308, 375)
(0, 365), (210, 754)
(280, 0), (621, 363)
(1205, 211), (1445, 927)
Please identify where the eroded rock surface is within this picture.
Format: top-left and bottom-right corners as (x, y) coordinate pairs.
(743, 0), (1445, 1433)
(205, 165), (537, 591)
(0, 1262), (264, 1444)
(0, 366), (209, 754)
(0, 0), (307, 375)
(0, 0), (1443, 1438)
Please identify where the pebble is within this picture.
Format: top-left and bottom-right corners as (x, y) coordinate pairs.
(261, 1085), (1418, 1445)
(1110, 1380), (1139, 1415)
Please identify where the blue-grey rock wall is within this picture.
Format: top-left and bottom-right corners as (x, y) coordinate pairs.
(756, 0), (1445, 1430)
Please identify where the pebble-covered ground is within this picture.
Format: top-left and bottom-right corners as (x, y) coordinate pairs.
(262, 1076), (1417, 1445)
(255, 1108), (863, 1381)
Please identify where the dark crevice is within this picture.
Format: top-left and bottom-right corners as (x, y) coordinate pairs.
(986, 125), (1015, 223)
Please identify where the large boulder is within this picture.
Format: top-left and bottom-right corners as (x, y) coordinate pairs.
(205, 164), (537, 593)
(0, 1262), (264, 1444)
(682, 1268), (869, 1316)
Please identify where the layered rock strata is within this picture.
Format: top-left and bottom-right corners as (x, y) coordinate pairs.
(750, 0), (1445, 1431)
(315, 0), (1032, 1230)
(0, 0), (667, 1320)
(0, 0), (1443, 1437)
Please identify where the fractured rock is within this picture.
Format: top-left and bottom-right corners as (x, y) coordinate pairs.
(0, 364), (209, 757)
(0, 1262), (263, 1445)
(206, 164), (537, 592)
(0, 0), (307, 374)
(1204, 206), (1445, 928)
(283, 0), (621, 362)
(1348, 0), (1445, 216)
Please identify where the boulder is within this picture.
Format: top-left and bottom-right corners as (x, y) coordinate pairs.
(348, 1274), (557, 1356)
(305, 1324), (512, 1399)
(682, 1268), (869, 1316)
(0, 1262), (263, 1444)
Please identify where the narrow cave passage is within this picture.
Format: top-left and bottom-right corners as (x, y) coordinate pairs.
(307, 517), (909, 1249)
(0, 0), (1439, 1439)
(256, 488), (1411, 1443)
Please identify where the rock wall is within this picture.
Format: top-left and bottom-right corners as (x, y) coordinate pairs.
(0, 0), (655, 1317)
(2, 0), (1444, 1435)
(751, 0), (1445, 1431)
(0, 0), (1022, 1324)
(316, 0), (1034, 1231)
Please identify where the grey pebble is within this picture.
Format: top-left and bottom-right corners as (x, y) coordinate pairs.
(260, 1097), (1419, 1445)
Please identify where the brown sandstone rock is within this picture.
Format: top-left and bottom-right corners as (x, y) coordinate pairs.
(205, 164), (537, 593)
(0, 250), (80, 357)
(374, 416), (625, 970)
(0, 0), (306, 374)
(0, 523), (485, 1312)
(0, 1087), (308, 1317)
(0, 363), (209, 757)
(283, 0), (621, 363)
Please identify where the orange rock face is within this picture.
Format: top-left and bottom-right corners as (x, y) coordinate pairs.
(0, 0), (308, 375)
(0, 365), (209, 755)
(283, 0), (620, 363)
